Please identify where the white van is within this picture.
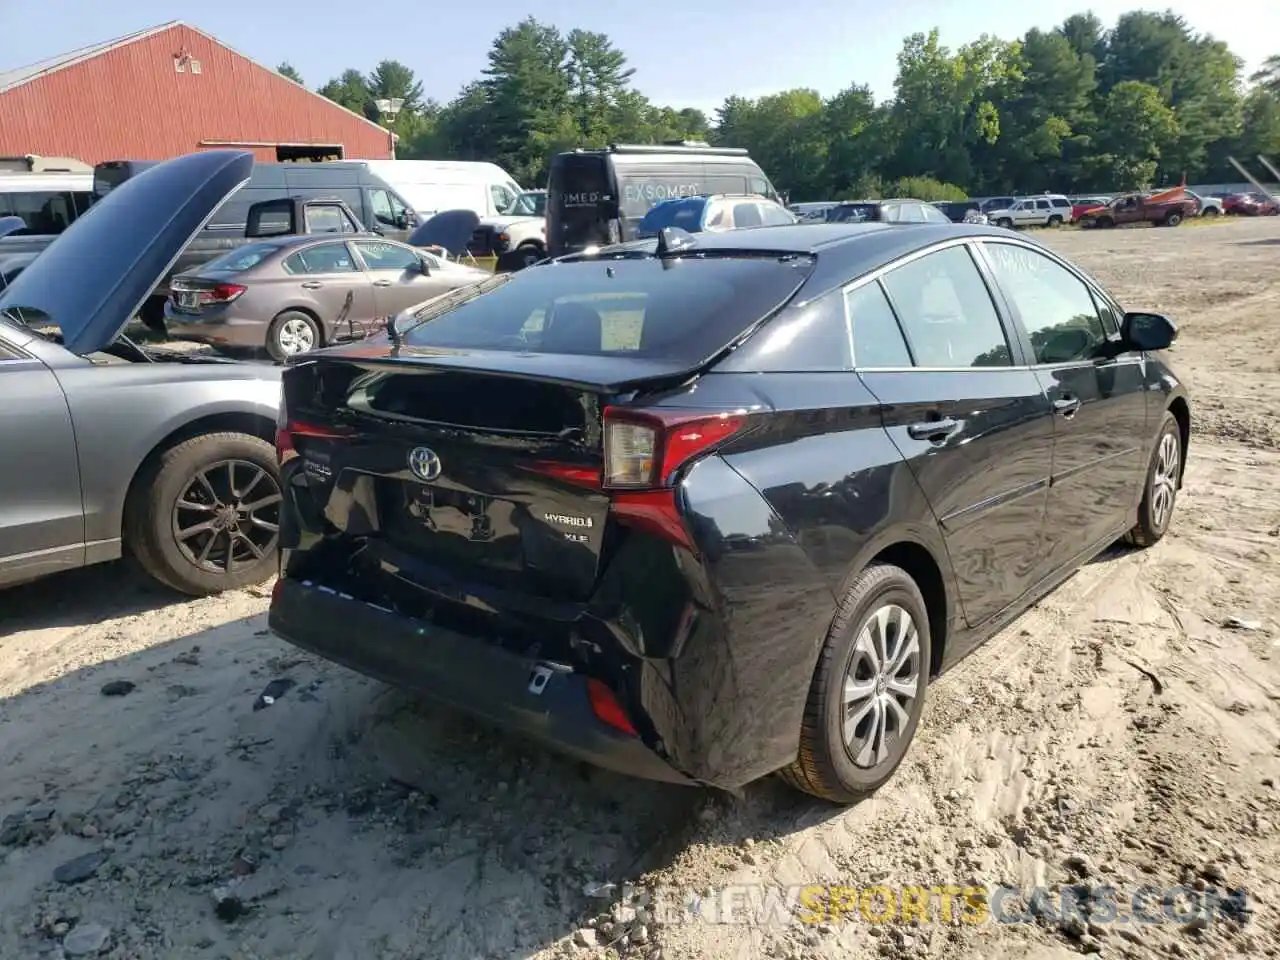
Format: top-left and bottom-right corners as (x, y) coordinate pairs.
(351, 160), (525, 218)
(0, 171), (94, 234)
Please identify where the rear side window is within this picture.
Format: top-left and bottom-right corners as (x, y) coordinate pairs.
(1051, 198), (1071, 209)
(847, 282), (912, 368)
(403, 256), (812, 361)
(881, 245), (1011, 368)
(199, 242), (282, 273)
(283, 242), (357, 275)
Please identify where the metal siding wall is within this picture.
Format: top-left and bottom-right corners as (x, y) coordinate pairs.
(0, 25), (392, 163)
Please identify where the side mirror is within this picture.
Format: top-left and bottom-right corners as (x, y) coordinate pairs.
(1121, 312), (1177, 351)
(415, 256), (431, 276)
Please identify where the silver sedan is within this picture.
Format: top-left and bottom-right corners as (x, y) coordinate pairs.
(165, 234), (491, 361)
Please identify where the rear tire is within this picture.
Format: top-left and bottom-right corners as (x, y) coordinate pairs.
(779, 562), (931, 804)
(1164, 212), (1183, 227)
(1126, 412), (1182, 548)
(1202, 206), (1219, 217)
(124, 433), (282, 596)
(1048, 215), (1063, 227)
(267, 310), (321, 362)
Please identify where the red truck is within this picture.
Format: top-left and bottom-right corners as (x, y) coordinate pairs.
(1076, 188), (1198, 228)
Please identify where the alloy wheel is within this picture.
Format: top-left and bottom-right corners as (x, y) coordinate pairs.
(172, 459), (282, 573)
(277, 317), (316, 355)
(1150, 431), (1180, 531)
(842, 604), (922, 768)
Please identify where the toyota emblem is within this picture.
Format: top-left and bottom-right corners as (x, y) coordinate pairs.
(408, 446), (442, 482)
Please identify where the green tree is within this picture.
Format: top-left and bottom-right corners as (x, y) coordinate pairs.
(1093, 80), (1178, 189)
(277, 62), (304, 85)
(481, 18), (578, 184)
(367, 60), (427, 117)
(887, 30), (1022, 188)
(1251, 55), (1280, 96)
(318, 69), (373, 118)
(822, 84), (889, 198)
(990, 28), (1098, 191)
(565, 30), (635, 143)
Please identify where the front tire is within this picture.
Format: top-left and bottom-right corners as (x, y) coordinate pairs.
(996, 218), (1014, 229)
(1126, 412), (1182, 548)
(125, 433), (282, 596)
(779, 562), (931, 804)
(1202, 206), (1219, 217)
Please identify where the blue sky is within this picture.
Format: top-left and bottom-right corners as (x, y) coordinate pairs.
(2, 1), (1275, 117)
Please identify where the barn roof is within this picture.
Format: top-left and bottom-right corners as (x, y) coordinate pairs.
(0, 23), (177, 95)
(0, 21), (390, 137)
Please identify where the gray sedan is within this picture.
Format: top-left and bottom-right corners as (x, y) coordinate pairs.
(165, 234), (490, 361)
(1, 149), (283, 596)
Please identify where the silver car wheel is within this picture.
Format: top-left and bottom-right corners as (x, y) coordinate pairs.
(277, 317), (316, 355)
(1150, 431), (1180, 530)
(843, 603), (922, 769)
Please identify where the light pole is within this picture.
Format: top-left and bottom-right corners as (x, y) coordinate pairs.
(375, 97), (405, 159)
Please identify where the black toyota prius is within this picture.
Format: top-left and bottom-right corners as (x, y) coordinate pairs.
(267, 222), (1189, 804)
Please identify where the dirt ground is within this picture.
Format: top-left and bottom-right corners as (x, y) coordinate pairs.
(1, 217), (1278, 960)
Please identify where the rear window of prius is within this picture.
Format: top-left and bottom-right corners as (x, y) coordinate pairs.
(402, 255), (814, 361)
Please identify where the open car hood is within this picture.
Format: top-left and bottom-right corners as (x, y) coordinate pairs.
(0, 150), (253, 356)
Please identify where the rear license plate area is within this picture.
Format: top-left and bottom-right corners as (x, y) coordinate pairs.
(379, 479), (522, 570)
(175, 291), (200, 312)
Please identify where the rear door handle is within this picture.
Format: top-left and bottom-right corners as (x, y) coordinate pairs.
(300, 281), (323, 289)
(373, 279), (393, 287)
(1054, 396), (1081, 418)
(906, 418), (959, 442)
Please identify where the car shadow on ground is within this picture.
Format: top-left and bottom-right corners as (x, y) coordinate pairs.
(0, 562), (181, 633)
(1233, 237), (1280, 246)
(0, 589), (732, 957)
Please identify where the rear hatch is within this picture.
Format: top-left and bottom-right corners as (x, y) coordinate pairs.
(278, 250), (813, 606)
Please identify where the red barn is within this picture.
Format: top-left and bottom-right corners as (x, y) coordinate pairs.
(0, 22), (394, 164)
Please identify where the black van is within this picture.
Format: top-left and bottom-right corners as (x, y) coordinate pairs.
(545, 143), (779, 256)
(94, 160), (419, 242)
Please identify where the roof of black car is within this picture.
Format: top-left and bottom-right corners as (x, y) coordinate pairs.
(568, 222), (1030, 291)
(639, 221), (1005, 253)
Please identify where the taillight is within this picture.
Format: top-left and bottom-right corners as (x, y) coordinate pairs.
(603, 408), (747, 490)
(274, 418), (351, 463)
(207, 282), (247, 303)
(586, 678), (637, 736)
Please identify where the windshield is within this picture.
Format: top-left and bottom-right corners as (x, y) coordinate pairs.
(512, 191), (546, 217)
(197, 242), (282, 273)
(402, 255), (812, 361)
